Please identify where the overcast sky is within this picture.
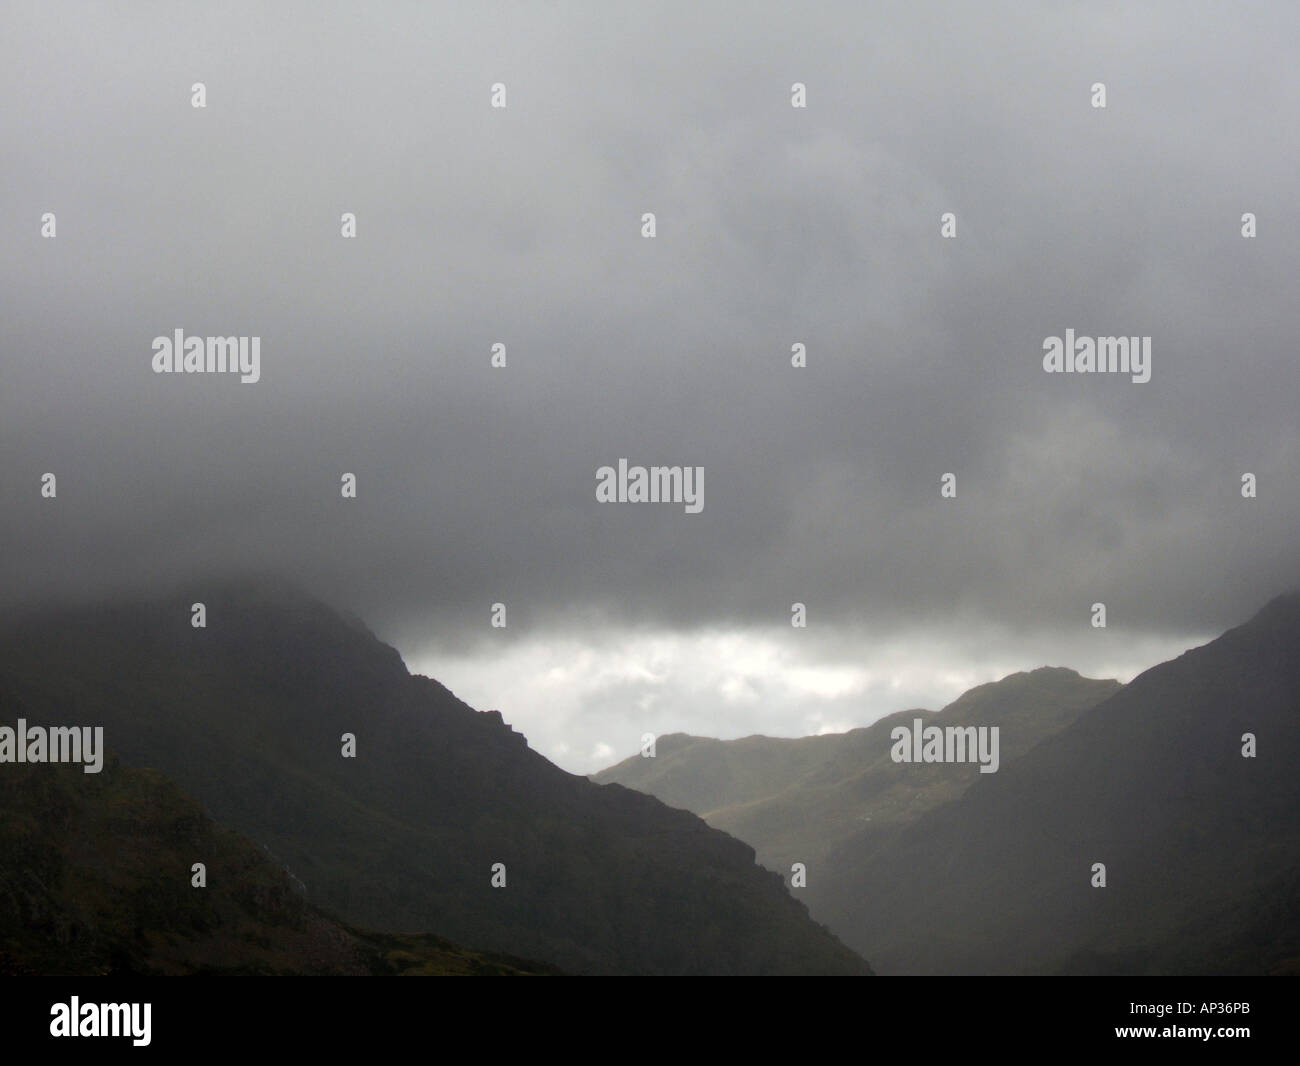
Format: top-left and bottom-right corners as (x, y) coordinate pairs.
(3, 2), (1297, 772)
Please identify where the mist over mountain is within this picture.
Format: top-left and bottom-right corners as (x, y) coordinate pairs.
(2, 0), (1297, 1007)
(0, 579), (867, 976)
(4, 0), (1297, 773)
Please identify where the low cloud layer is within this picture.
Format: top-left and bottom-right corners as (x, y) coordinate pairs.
(2, 3), (1296, 770)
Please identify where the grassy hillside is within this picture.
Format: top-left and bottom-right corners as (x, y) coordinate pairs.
(595, 667), (1120, 874)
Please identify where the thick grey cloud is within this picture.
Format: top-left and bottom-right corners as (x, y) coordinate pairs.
(2, 2), (1297, 768)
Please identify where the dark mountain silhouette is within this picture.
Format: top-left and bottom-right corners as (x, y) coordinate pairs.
(815, 593), (1300, 974)
(594, 667), (1119, 875)
(0, 737), (557, 975)
(0, 579), (867, 976)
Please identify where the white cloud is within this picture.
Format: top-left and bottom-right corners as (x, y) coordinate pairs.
(406, 621), (1205, 775)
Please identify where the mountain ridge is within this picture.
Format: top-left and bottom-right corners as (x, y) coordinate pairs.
(593, 665), (1121, 874)
(0, 579), (868, 976)
(816, 591), (1300, 973)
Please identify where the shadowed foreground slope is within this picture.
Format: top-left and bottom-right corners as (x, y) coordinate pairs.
(817, 594), (1300, 974)
(0, 747), (557, 975)
(0, 580), (867, 976)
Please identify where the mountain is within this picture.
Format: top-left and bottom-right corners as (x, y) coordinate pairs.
(594, 668), (1120, 874)
(0, 732), (556, 975)
(816, 593), (1300, 974)
(0, 579), (867, 976)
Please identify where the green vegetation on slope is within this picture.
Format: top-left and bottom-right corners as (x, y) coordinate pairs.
(594, 667), (1120, 875)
